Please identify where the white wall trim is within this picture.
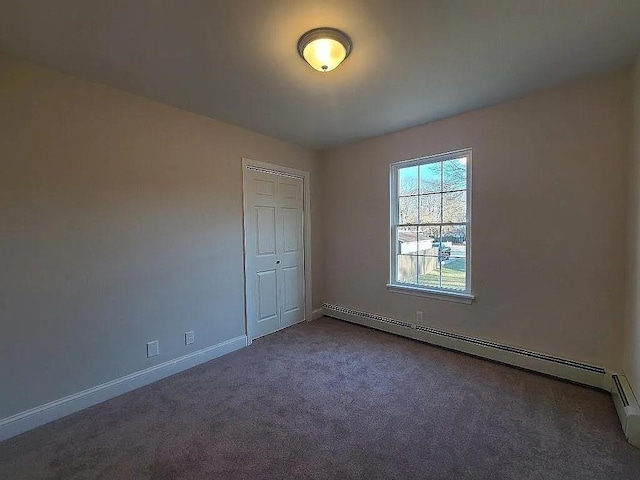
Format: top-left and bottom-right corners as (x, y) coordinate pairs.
(386, 284), (474, 304)
(0, 335), (247, 442)
(311, 308), (323, 320)
(323, 303), (609, 390)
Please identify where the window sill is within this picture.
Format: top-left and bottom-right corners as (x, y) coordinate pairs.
(386, 284), (475, 304)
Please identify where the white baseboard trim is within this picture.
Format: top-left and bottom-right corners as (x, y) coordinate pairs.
(0, 335), (247, 442)
(323, 303), (608, 390)
(611, 373), (640, 448)
(311, 308), (323, 320)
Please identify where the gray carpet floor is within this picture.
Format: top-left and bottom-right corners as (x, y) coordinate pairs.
(1, 317), (639, 479)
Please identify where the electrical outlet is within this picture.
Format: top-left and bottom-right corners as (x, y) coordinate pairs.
(185, 331), (195, 345)
(147, 340), (159, 358)
(416, 311), (423, 322)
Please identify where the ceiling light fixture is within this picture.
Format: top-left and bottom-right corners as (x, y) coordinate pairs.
(297, 27), (352, 73)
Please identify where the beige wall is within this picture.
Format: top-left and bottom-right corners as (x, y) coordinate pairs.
(0, 54), (322, 418)
(625, 57), (640, 397)
(322, 70), (631, 369)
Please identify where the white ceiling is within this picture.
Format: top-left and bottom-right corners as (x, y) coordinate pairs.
(1, 1), (639, 149)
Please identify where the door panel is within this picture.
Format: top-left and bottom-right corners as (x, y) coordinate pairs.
(282, 266), (300, 312)
(256, 207), (276, 255)
(256, 270), (278, 322)
(254, 179), (276, 197)
(279, 182), (299, 200)
(245, 171), (280, 338)
(282, 208), (299, 253)
(244, 167), (305, 340)
(278, 176), (304, 329)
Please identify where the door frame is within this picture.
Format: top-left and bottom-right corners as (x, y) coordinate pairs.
(241, 158), (312, 344)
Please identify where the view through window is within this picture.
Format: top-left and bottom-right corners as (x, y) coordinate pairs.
(390, 149), (471, 293)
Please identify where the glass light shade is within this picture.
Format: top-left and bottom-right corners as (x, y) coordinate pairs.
(302, 38), (347, 72)
(297, 28), (352, 73)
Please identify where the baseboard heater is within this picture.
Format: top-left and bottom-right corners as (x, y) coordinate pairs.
(611, 374), (640, 448)
(322, 303), (608, 390)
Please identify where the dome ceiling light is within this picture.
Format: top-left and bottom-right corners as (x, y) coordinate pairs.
(297, 27), (352, 73)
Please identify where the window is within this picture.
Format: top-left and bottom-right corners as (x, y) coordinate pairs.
(388, 149), (473, 303)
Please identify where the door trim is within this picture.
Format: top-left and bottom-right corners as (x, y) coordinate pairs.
(241, 158), (312, 344)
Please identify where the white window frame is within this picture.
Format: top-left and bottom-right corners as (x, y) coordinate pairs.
(387, 148), (474, 304)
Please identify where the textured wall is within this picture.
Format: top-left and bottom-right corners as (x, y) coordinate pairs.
(322, 70), (631, 370)
(0, 55), (322, 418)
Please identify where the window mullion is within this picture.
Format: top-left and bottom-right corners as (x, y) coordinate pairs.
(439, 162), (443, 288)
(416, 164), (421, 286)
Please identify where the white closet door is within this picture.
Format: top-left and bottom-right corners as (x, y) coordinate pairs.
(244, 168), (304, 340)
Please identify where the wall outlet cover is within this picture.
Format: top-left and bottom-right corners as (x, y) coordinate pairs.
(147, 340), (159, 358)
(185, 331), (195, 345)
